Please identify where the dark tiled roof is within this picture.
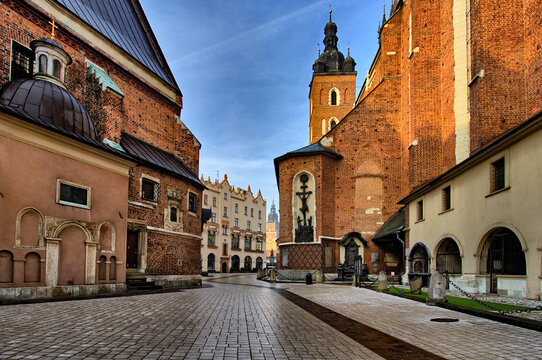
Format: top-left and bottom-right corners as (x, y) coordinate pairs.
(55, 0), (178, 90)
(273, 142), (342, 188)
(276, 142), (342, 161)
(120, 132), (204, 188)
(372, 208), (405, 241)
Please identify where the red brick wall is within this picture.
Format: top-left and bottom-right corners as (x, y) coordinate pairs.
(469, 0), (526, 152)
(525, 0), (542, 118)
(309, 74), (356, 143)
(128, 166), (202, 235)
(146, 232), (201, 275)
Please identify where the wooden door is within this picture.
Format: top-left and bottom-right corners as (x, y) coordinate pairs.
(126, 230), (139, 269)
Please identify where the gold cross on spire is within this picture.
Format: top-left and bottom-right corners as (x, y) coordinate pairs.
(48, 20), (58, 40)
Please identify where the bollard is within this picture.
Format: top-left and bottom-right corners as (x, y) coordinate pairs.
(305, 272), (313, 285)
(352, 275), (357, 287)
(269, 269), (277, 283)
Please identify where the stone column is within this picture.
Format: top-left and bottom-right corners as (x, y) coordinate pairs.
(85, 242), (97, 285)
(45, 237), (61, 286)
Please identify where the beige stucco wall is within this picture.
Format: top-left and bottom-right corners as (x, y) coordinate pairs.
(407, 129), (542, 299)
(201, 177), (267, 272)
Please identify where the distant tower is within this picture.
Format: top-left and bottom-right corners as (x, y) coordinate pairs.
(309, 10), (356, 144)
(267, 199), (279, 237)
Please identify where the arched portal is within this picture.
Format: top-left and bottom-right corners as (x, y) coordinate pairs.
(409, 243), (430, 286)
(256, 257), (263, 270)
(479, 227), (526, 293)
(436, 238), (462, 274)
(231, 255), (240, 272)
(207, 253), (215, 272)
(244, 256), (252, 272)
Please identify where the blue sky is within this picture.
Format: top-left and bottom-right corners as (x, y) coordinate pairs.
(140, 0), (385, 213)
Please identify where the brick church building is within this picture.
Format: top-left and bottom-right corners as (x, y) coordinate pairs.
(275, 0), (542, 297)
(0, 0), (204, 301)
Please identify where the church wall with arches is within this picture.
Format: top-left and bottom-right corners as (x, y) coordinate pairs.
(401, 124), (542, 299)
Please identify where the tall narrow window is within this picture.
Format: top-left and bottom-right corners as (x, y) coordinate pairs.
(330, 119), (337, 130)
(234, 218), (238, 227)
(208, 231), (216, 247)
(223, 206), (227, 217)
(490, 158), (505, 192)
(170, 206), (178, 222)
(331, 90), (337, 105)
(53, 59), (61, 79)
(212, 197), (217, 207)
(416, 200), (424, 221)
(38, 54), (47, 73)
(189, 192), (198, 213)
(442, 186), (451, 211)
(11, 42), (33, 80)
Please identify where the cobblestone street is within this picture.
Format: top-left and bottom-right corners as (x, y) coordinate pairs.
(0, 274), (540, 360)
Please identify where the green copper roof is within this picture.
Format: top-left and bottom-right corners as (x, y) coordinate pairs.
(86, 60), (124, 96)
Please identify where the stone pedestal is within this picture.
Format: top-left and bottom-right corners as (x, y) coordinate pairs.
(427, 271), (447, 305)
(316, 270), (323, 284)
(377, 271), (388, 292)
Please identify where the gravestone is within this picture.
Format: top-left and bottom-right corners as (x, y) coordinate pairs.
(427, 271), (447, 305)
(316, 270), (323, 284)
(409, 277), (422, 295)
(377, 271), (388, 291)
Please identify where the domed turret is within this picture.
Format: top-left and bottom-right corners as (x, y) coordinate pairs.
(312, 10), (353, 74)
(0, 37), (98, 141)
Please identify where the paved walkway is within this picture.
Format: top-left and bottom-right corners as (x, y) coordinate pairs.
(0, 274), (539, 359)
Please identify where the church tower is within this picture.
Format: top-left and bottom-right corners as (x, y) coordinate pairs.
(309, 10), (357, 144)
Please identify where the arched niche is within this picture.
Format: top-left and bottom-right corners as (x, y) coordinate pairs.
(56, 224), (90, 286)
(409, 242), (430, 275)
(292, 171), (316, 243)
(98, 255), (107, 281)
(109, 256), (117, 280)
(24, 252), (41, 283)
(0, 251), (14, 283)
(98, 221), (116, 252)
(16, 207), (44, 248)
(354, 161), (383, 230)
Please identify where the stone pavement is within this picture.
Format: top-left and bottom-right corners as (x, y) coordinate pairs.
(0, 274), (539, 360)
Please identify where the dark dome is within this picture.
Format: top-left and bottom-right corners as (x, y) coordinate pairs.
(0, 78), (98, 140)
(343, 56), (356, 72)
(31, 37), (64, 50)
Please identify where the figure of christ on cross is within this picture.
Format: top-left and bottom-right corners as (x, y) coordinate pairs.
(294, 174), (314, 243)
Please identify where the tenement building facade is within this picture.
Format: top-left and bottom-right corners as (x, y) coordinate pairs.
(0, 0), (204, 301)
(275, 0), (542, 299)
(201, 175), (266, 273)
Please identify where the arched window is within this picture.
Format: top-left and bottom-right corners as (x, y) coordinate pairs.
(24, 252), (41, 283)
(330, 119), (337, 130)
(19, 210), (41, 247)
(436, 238), (461, 274)
(0, 251), (14, 283)
(98, 255), (107, 280)
(480, 228), (526, 275)
(38, 54), (47, 73)
(207, 253), (215, 272)
(331, 90), (337, 105)
(53, 59), (61, 79)
(244, 256), (252, 271)
(109, 256), (117, 280)
(321, 119), (326, 134)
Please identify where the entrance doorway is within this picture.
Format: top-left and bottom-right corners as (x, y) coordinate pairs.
(126, 230), (139, 269)
(221, 262), (227, 273)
